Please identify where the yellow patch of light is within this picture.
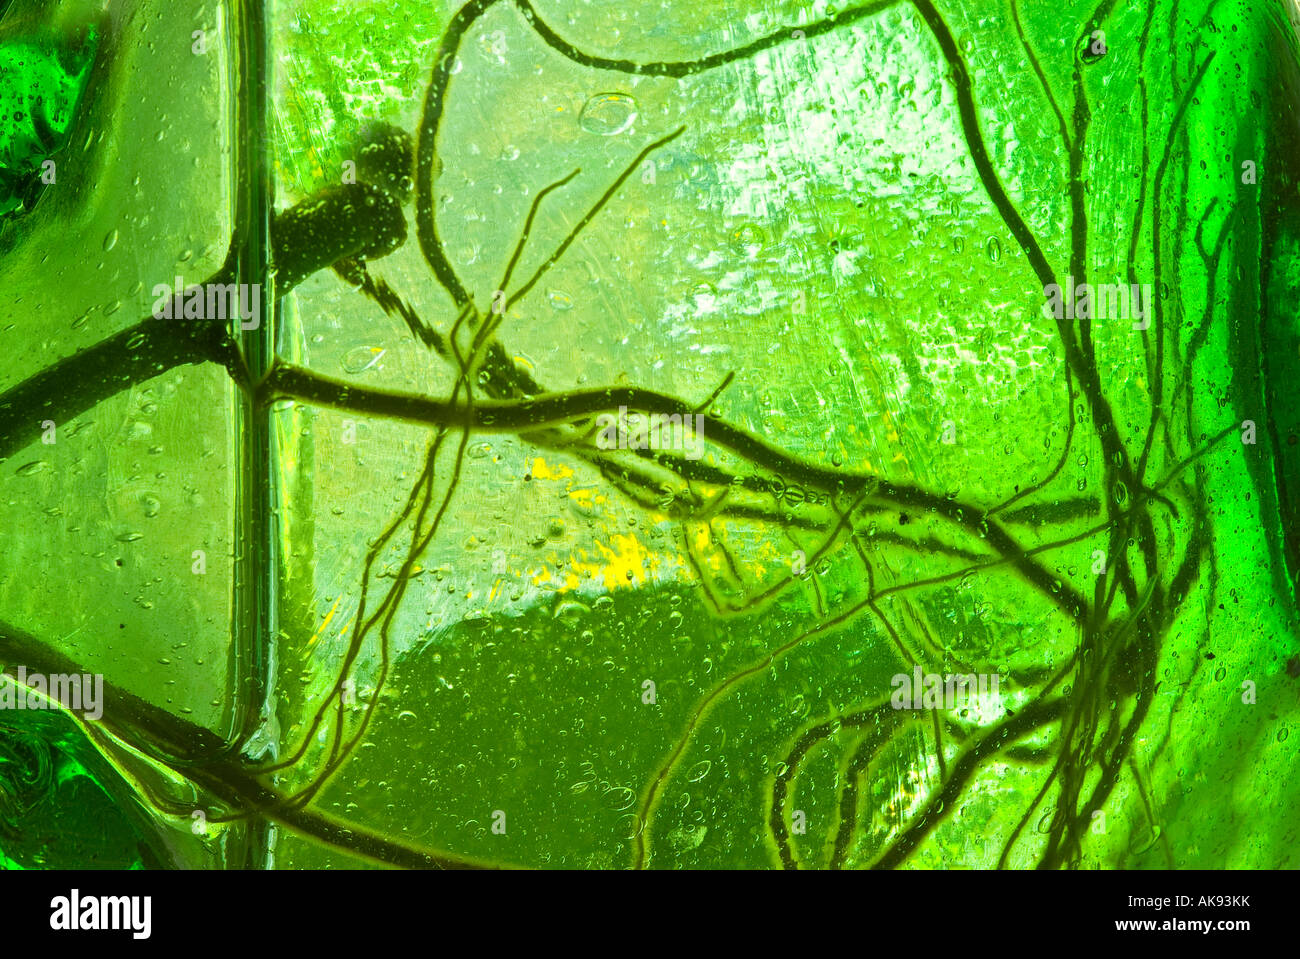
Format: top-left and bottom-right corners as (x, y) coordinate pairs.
(574, 532), (659, 590)
(530, 562), (581, 592)
(530, 457), (574, 481)
(308, 595), (343, 649)
(750, 535), (789, 580)
(689, 524), (729, 573)
(527, 531), (668, 593)
(515, 458), (689, 594)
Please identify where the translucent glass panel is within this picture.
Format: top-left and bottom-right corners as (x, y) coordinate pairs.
(2, 0), (1297, 870)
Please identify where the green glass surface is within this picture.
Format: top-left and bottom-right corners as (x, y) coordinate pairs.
(0, 11), (95, 220)
(0, 0), (1297, 870)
